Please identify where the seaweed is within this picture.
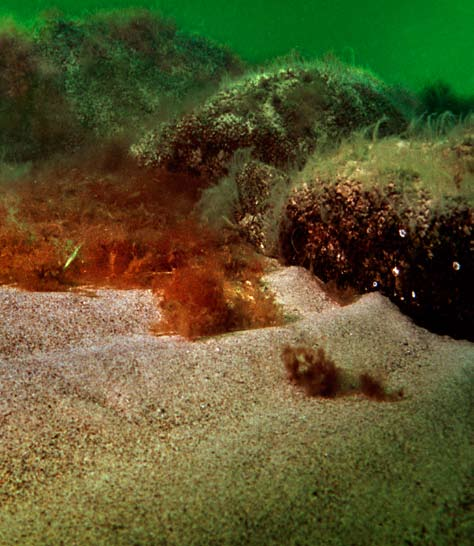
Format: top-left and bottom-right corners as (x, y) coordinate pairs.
(282, 345), (342, 397)
(0, 147), (283, 337)
(152, 233), (284, 339)
(282, 345), (403, 401)
(359, 372), (404, 402)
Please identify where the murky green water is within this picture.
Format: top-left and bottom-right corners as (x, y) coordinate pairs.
(1, 0), (473, 94)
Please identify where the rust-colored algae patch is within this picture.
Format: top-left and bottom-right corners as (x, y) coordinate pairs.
(152, 234), (284, 339)
(283, 344), (404, 401)
(0, 151), (283, 338)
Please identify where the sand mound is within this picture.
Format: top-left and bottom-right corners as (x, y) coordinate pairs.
(0, 265), (472, 545)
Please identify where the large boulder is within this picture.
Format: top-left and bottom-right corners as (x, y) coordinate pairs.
(131, 57), (410, 180)
(280, 178), (474, 341)
(0, 9), (243, 161)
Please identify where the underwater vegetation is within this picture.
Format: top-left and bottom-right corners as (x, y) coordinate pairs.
(131, 55), (408, 179)
(0, 8), (243, 162)
(0, 10), (282, 339)
(418, 80), (474, 118)
(152, 230), (283, 339)
(283, 344), (342, 397)
(0, 8), (472, 341)
(0, 153), (283, 337)
(282, 344), (403, 401)
(280, 175), (473, 341)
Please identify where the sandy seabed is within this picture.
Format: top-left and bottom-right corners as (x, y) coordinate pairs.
(0, 264), (472, 545)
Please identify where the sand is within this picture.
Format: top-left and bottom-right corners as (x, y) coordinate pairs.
(0, 264), (472, 545)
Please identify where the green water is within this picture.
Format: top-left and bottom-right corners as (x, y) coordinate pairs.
(1, 0), (472, 94)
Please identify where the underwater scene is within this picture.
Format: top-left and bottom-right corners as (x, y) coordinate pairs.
(0, 1), (472, 545)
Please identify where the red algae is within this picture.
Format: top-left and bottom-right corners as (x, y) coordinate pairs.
(152, 237), (284, 339)
(0, 151), (282, 336)
(282, 345), (404, 401)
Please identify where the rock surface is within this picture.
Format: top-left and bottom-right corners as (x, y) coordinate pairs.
(132, 60), (408, 179)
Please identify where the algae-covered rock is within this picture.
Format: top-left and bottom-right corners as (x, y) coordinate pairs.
(131, 58), (409, 180)
(0, 9), (243, 161)
(280, 178), (473, 340)
(234, 159), (290, 256)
